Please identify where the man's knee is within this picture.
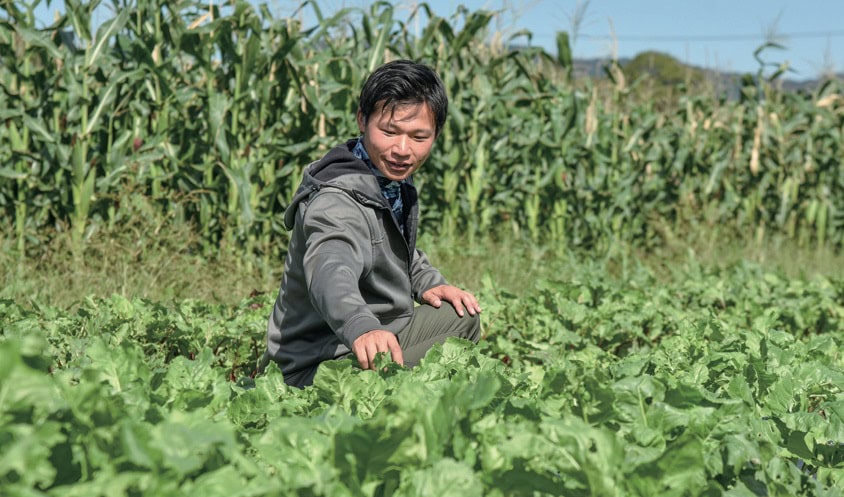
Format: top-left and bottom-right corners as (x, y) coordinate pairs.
(462, 312), (482, 343)
(439, 304), (481, 343)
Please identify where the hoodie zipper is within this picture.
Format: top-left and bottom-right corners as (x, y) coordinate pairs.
(374, 198), (414, 278)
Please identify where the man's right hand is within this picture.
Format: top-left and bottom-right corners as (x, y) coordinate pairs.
(352, 329), (404, 370)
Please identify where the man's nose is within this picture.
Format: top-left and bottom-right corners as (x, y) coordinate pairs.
(393, 135), (410, 156)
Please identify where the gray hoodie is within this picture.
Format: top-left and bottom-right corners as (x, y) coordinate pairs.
(265, 139), (447, 385)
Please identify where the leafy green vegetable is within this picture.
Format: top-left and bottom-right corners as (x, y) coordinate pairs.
(1, 262), (843, 495)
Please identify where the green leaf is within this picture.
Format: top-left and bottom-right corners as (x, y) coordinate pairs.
(84, 7), (130, 69)
(84, 78), (119, 136)
(0, 166), (28, 179)
(397, 458), (483, 496)
(14, 24), (62, 60)
(22, 114), (55, 143)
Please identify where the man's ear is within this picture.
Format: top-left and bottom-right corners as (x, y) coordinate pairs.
(356, 110), (366, 134)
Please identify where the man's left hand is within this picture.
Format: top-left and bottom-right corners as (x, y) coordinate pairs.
(421, 285), (481, 317)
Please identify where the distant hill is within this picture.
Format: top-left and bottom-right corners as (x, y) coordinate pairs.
(571, 55), (843, 96)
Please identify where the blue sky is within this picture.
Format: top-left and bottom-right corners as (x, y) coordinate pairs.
(300, 0), (844, 81)
(33, 0), (844, 81)
(418, 0), (844, 81)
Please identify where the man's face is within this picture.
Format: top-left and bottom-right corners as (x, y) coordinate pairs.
(357, 101), (436, 182)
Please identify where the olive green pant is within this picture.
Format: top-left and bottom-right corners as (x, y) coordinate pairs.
(284, 303), (481, 387)
(395, 303), (482, 367)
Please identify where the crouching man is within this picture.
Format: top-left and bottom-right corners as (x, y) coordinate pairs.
(261, 59), (481, 388)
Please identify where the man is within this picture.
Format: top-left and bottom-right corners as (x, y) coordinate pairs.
(262, 59), (481, 388)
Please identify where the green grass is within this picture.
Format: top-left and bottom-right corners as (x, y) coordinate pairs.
(0, 208), (281, 308)
(3, 204), (843, 309)
(640, 222), (844, 282)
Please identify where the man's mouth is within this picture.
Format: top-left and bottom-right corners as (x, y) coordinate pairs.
(385, 161), (411, 171)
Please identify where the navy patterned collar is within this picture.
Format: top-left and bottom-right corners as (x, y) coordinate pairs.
(352, 137), (407, 235)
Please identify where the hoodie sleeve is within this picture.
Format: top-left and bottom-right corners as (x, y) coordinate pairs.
(410, 248), (447, 303)
(301, 190), (382, 348)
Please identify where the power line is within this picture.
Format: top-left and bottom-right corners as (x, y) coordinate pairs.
(574, 29), (844, 43)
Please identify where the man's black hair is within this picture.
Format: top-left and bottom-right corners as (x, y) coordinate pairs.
(358, 59), (448, 136)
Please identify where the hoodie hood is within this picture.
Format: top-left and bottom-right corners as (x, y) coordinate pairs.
(283, 139), (387, 229)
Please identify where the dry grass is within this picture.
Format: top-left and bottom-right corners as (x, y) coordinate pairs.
(1, 200), (282, 308)
(3, 209), (842, 310)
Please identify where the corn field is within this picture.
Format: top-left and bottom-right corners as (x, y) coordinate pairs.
(1, 0), (843, 258)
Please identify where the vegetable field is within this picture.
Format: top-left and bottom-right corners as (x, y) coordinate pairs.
(3, 262), (843, 496)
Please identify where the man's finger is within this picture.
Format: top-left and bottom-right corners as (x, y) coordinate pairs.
(454, 302), (465, 317)
(359, 343), (375, 370)
(446, 295), (465, 316)
(463, 298), (475, 316)
(388, 338), (404, 366)
(369, 342), (383, 370)
(465, 296), (480, 316)
(355, 347), (369, 370)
